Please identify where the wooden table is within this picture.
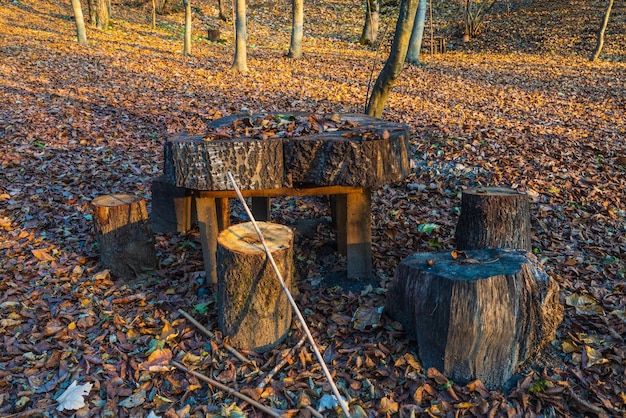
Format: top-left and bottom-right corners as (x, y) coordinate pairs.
(164, 113), (411, 284)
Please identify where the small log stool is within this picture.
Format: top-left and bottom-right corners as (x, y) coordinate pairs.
(455, 187), (531, 251)
(91, 194), (157, 279)
(387, 249), (562, 389)
(217, 222), (294, 352)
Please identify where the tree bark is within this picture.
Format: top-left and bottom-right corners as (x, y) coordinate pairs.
(359, 0), (380, 45)
(93, 0), (109, 30)
(287, 0), (304, 58)
(455, 187), (532, 251)
(387, 249), (562, 389)
(590, 0), (613, 62)
(151, 0), (157, 29)
(90, 194), (157, 279)
(405, 0), (427, 64)
(183, 0), (192, 55)
(365, 0), (418, 118)
(217, 222), (294, 352)
(70, 0), (89, 46)
(231, 0), (248, 73)
(218, 0), (228, 21)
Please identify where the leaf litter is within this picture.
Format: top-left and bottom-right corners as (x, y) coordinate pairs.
(0, 0), (625, 416)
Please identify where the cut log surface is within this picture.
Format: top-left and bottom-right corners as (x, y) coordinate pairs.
(455, 187), (531, 251)
(387, 249), (562, 389)
(164, 132), (284, 190)
(217, 222), (294, 352)
(91, 194), (157, 279)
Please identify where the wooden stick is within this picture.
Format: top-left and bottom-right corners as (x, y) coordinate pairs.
(257, 334), (307, 389)
(177, 308), (250, 363)
(172, 361), (281, 417)
(227, 172), (352, 417)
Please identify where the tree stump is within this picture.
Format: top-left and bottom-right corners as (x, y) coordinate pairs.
(386, 249), (562, 389)
(91, 194), (157, 279)
(150, 174), (193, 234)
(455, 187), (531, 251)
(217, 222), (294, 352)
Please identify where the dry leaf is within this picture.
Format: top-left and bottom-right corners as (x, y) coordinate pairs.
(56, 380), (93, 411)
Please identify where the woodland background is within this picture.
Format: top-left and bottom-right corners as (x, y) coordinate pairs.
(0, 0), (625, 416)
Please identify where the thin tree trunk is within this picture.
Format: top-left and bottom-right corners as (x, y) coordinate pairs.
(218, 0), (228, 21)
(183, 0), (192, 55)
(70, 0), (88, 45)
(151, 0), (157, 29)
(359, 0), (380, 45)
(366, 0), (419, 118)
(406, 0), (427, 64)
(590, 0), (614, 62)
(288, 0), (303, 58)
(231, 0), (248, 73)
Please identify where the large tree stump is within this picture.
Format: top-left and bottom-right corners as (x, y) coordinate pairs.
(91, 194), (157, 279)
(217, 222), (294, 352)
(455, 187), (531, 251)
(387, 249), (562, 389)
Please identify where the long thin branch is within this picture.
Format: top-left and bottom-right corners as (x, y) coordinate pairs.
(172, 361), (281, 417)
(227, 172), (352, 417)
(257, 333), (307, 389)
(177, 308), (250, 363)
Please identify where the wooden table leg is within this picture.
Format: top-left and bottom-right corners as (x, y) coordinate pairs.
(196, 193), (219, 285)
(216, 197), (230, 231)
(252, 197), (271, 221)
(333, 195), (347, 256)
(344, 189), (372, 279)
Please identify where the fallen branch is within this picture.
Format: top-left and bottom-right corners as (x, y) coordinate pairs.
(177, 308), (250, 363)
(257, 333), (307, 389)
(172, 361), (281, 417)
(227, 172), (352, 417)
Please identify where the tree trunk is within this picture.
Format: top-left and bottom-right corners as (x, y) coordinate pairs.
(70, 0), (89, 46)
(218, 0), (228, 21)
(359, 0), (380, 46)
(288, 0), (304, 58)
(183, 0), (192, 55)
(387, 249), (562, 389)
(405, 0), (427, 64)
(151, 0), (156, 29)
(231, 0), (248, 73)
(90, 194), (157, 279)
(365, 0), (418, 118)
(455, 187), (532, 251)
(93, 0), (109, 30)
(590, 0), (613, 62)
(217, 222), (294, 352)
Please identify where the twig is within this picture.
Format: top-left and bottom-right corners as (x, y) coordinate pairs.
(306, 406), (325, 418)
(177, 308), (250, 363)
(227, 172), (352, 417)
(567, 388), (609, 418)
(257, 333), (307, 389)
(172, 361), (281, 417)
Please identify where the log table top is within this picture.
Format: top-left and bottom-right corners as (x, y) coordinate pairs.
(163, 112), (411, 284)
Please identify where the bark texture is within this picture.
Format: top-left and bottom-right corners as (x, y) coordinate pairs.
(164, 133), (284, 191)
(590, 0), (614, 61)
(231, 0), (248, 72)
(183, 0), (192, 55)
(387, 249), (562, 389)
(70, 0), (88, 45)
(288, 0), (303, 58)
(91, 194), (157, 279)
(359, 0), (380, 45)
(455, 187), (531, 251)
(217, 222), (294, 352)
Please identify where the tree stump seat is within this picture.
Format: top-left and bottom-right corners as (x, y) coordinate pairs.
(386, 249), (562, 389)
(163, 112), (411, 284)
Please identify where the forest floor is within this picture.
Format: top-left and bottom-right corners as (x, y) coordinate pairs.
(0, 0), (625, 416)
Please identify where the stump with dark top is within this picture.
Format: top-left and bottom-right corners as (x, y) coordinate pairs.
(91, 194), (157, 279)
(164, 113), (411, 283)
(455, 187), (531, 251)
(217, 222), (294, 352)
(387, 249), (562, 389)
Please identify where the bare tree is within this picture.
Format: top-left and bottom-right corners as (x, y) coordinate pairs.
(405, 0), (427, 64)
(288, 0), (304, 58)
(590, 0), (614, 62)
(183, 0), (192, 55)
(70, 0), (88, 45)
(231, 0), (248, 72)
(366, 0), (419, 117)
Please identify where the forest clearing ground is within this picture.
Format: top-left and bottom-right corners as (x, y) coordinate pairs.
(0, 0), (625, 416)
